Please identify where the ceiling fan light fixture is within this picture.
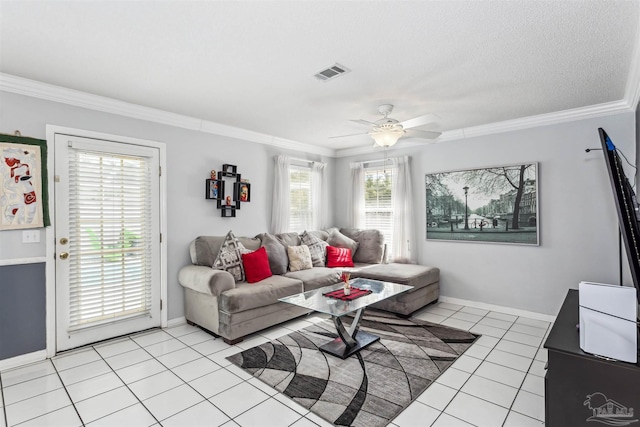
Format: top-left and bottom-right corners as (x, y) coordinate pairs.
(370, 126), (405, 147)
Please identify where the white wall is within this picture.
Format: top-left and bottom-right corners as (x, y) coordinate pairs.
(335, 112), (636, 315)
(0, 91), (336, 321)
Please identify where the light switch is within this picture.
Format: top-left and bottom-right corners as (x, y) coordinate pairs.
(22, 229), (41, 243)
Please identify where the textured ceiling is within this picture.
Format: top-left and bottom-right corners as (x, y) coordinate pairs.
(1, 1), (638, 151)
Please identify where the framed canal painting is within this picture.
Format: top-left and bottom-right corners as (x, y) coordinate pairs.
(425, 163), (539, 245)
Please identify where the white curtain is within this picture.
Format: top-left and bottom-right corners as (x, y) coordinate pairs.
(391, 155), (416, 263)
(348, 162), (365, 228)
(270, 155), (290, 234)
(311, 161), (328, 230)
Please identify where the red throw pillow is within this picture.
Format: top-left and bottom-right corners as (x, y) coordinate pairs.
(326, 245), (354, 267)
(241, 247), (273, 283)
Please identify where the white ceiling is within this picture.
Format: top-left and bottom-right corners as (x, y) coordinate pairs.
(1, 1), (639, 154)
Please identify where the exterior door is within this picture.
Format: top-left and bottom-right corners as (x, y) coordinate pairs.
(55, 134), (161, 351)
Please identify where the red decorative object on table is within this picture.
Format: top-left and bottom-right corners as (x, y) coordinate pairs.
(323, 287), (372, 301)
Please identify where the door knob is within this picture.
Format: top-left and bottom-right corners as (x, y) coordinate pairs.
(59, 252), (69, 260)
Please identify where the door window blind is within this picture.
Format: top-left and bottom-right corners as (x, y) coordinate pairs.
(67, 148), (153, 331)
(364, 167), (393, 255)
(289, 165), (313, 232)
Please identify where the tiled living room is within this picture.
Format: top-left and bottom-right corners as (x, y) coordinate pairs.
(1, 1), (640, 427)
(0, 301), (550, 427)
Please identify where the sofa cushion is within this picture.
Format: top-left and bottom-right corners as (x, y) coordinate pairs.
(275, 232), (301, 247)
(351, 263), (440, 289)
(301, 231), (328, 267)
(340, 228), (385, 264)
(258, 233), (289, 275)
(326, 227), (359, 255)
(242, 247), (273, 283)
(219, 275), (303, 314)
(308, 230), (330, 241)
(326, 246), (354, 267)
(193, 235), (260, 267)
(284, 267), (341, 291)
(287, 245), (313, 272)
(212, 231), (249, 282)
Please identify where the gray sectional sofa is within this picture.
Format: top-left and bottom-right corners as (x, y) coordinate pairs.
(178, 228), (439, 344)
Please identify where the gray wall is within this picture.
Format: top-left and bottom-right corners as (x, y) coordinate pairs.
(0, 91), (336, 361)
(0, 264), (46, 359)
(0, 87), (635, 364)
(335, 112), (636, 315)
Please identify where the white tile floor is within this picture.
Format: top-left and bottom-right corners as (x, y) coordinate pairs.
(0, 301), (550, 426)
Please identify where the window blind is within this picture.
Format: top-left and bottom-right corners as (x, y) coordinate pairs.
(67, 149), (153, 331)
(289, 165), (313, 232)
(364, 167), (394, 255)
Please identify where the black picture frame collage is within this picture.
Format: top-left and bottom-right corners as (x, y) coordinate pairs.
(205, 164), (250, 217)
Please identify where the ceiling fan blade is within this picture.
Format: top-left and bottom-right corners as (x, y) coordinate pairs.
(406, 129), (442, 139)
(349, 119), (377, 128)
(399, 113), (438, 130)
(328, 132), (369, 139)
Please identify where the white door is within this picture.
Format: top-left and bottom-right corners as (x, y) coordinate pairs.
(55, 134), (161, 351)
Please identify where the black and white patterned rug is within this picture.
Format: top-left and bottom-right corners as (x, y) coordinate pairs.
(227, 311), (480, 427)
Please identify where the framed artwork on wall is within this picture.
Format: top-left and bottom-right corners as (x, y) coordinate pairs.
(0, 136), (49, 230)
(425, 162), (539, 245)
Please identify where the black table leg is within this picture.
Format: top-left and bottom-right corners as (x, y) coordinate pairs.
(319, 307), (380, 359)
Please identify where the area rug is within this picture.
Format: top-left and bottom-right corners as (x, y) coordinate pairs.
(227, 311), (480, 427)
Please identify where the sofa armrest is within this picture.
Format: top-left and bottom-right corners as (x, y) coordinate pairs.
(178, 265), (235, 297)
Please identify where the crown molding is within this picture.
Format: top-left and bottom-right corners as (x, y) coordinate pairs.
(0, 73), (202, 130)
(1, 72), (636, 161)
(335, 100), (632, 158)
(454, 100), (632, 140)
(0, 73), (335, 158)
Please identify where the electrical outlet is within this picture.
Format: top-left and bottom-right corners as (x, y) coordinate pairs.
(22, 229), (41, 243)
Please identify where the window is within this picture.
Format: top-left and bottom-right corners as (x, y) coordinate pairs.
(289, 165), (313, 232)
(364, 166), (393, 254)
(67, 149), (154, 330)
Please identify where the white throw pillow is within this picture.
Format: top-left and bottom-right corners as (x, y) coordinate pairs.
(287, 245), (313, 272)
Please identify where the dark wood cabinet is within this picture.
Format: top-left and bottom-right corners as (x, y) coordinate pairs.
(544, 290), (640, 426)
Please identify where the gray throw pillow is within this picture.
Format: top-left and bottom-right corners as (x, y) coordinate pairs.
(301, 230), (329, 267)
(212, 230), (249, 282)
(275, 232), (301, 247)
(258, 233), (289, 275)
(326, 227), (359, 256)
(340, 228), (385, 264)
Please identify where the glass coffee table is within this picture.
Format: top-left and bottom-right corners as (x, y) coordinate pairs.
(279, 278), (412, 359)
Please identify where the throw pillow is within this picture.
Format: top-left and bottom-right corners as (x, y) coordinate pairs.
(241, 247), (273, 283)
(340, 228), (385, 264)
(326, 227), (359, 256)
(287, 245), (313, 272)
(212, 230), (249, 282)
(326, 245), (354, 267)
(300, 230), (329, 267)
(258, 233), (289, 275)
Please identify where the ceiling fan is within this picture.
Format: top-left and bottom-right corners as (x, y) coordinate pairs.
(331, 104), (442, 147)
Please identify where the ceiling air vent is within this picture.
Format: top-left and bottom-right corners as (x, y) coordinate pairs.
(314, 63), (350, 81)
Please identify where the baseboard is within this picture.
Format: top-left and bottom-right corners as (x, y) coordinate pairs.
(166, 316), (186, 328)
(439, 296), (556, 323)
(0, 350), (47, 371)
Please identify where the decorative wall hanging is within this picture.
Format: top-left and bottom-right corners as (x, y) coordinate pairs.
(0, 132), (51, 230)
(205, 164), (250, 217)
(425, 162), (538, 245)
